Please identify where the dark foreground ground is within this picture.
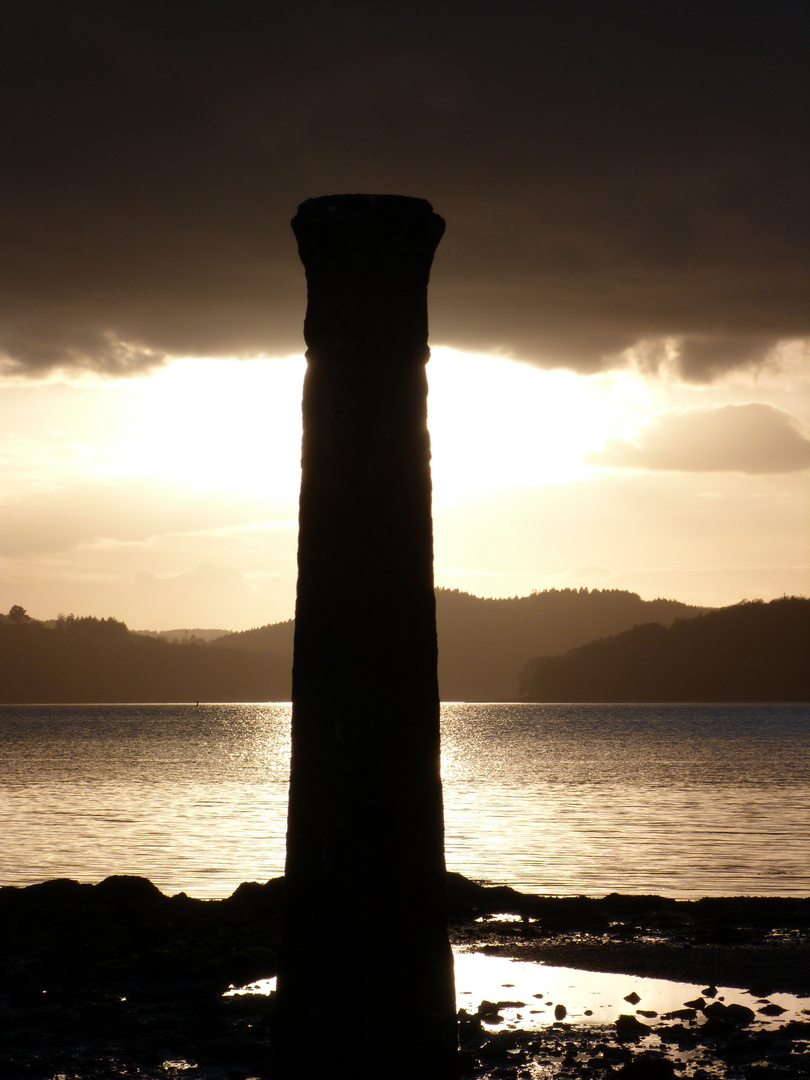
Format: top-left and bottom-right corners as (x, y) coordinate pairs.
(1, 873), (808, 1079)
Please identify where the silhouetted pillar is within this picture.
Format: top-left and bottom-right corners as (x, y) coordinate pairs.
(271, 195), (457, 1078)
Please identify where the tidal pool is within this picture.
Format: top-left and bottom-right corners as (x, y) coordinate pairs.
(226, 947), (809, 1034)
(452, 950), (807, 1030)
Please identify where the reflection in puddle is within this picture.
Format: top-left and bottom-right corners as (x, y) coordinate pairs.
(227, 948), (809, 1035)
(452, 950), (808, 1031)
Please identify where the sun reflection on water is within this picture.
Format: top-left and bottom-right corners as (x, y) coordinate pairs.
(225, 950), (809, 1036)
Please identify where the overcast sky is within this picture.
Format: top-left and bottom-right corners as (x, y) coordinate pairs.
(1, 1), (808, 629)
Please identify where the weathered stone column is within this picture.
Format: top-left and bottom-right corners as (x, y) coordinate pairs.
(271, 195), (458, 1078)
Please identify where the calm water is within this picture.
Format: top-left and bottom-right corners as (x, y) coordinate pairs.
(1, 703), (807, 899)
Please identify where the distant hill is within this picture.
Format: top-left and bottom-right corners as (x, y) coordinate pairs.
(213, 589), (706, 701)
(519, 596), (810, 702)
(0, 588), (738, 704)
(433, 588), (705, 700)
(0, 613), (290, 704)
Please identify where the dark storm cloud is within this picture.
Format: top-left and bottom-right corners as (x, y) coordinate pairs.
(1, 1), (807, 379)
(590, 403), (810, 474)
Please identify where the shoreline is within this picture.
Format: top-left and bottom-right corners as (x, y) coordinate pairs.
(467, 940), (810, 996)
(446, 876), (810, 997)
(2, 872), (808, 1078)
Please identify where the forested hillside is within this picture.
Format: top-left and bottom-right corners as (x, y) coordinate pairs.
(214, 619), (295, 658)
(6, 587), (769, 705)
(0, 612), (290, 703)
(433, 588), (705, 700)
(519, 597), (810, 702)
(213, 588), (705, 701)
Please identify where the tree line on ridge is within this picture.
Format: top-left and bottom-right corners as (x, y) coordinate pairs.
(0, 610), (290, 704)
(519, 596), (809, 702)
(1, 590), (807, 704)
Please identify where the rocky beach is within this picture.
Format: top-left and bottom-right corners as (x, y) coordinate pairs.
(1, 873), (808, 1078)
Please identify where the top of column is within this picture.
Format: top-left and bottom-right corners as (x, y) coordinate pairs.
(293, 192), (443, 230)
(291, 194), (445, 361)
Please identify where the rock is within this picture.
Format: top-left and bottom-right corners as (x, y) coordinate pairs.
(702, 985), (718, 997)
(757, 1002), (787, 1016)
(227, 877), (285, 912)
(725, 1002), (756, 1025)
(457, 1008), (484, 1037)
(477, 1028), (525, 1065)
(616, 1013), (651, 1039)
(702, 999), (756, 1026)
(476, 1000), (503, 1023)
(662, 1008), (697, 1021)
(445, 872), (531, 920)
(656, 1022), (702, 1047)
(703, 1001), (728, 1020)
(617, 1058), (677, 1079)
(683, 997), (706, 1009)
(624, 991), (641, 1004)
(554, 1003), (567, 1020)
(618, 1058), (677, 1080)
(94, 875), (164, 908)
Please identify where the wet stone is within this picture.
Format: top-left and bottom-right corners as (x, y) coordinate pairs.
(656, 1022), (702, 1047)
(703, 1000), (729, 1020)
(662, 1007), (697, 1021)
(725, 1002), (757, 1025)
(758, 1002), (787, 1016)
(458, 1008), (484, 1038)
(616, 1057), (677, 1080)
(616, 1013), (652, 1040)
(477, 1000), (504, 1023)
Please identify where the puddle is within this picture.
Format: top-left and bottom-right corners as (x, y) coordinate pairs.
(474, 912), (526, 923)
(225, 978), (276, 997)
(452, 949), (809, 1031)
(226, 948), (809, 1034)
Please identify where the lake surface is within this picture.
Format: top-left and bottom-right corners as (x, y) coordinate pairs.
(1, 702), (807, 899)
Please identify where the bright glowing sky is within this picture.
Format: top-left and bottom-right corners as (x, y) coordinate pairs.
(2, 343), (808, 630)
(1, 5), (808, 628)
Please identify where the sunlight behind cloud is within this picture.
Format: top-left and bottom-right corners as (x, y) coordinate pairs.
(121, 356), (306, 497)
(3, 346), (808, 627)
(427, 348), (616, 499)
(3, 349), (711, 509)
